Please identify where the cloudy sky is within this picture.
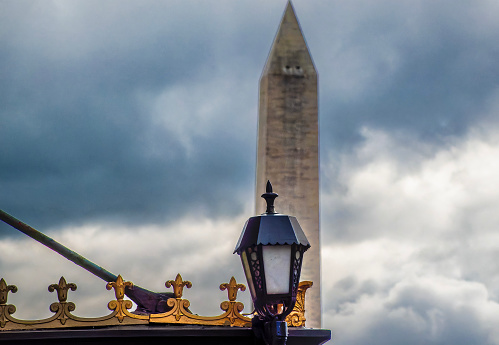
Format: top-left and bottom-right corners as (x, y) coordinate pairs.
(2, 0), (499, 343)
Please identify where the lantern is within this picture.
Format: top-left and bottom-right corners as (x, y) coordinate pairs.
(234, 181), (310, 322)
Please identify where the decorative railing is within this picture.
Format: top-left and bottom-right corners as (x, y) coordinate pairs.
(0, 275), (312, 331)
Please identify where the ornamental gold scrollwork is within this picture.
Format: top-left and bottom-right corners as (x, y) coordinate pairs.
(0, 276), (147, 331)
(219, 277), (250, 325)
(0, 274), (313, 331)
(106, 275), (147, 323)
(0, 278), (17, 328)
(150, 275), (251, 327)
(285, 281), (313, 327)
(48, 276), (77, 325)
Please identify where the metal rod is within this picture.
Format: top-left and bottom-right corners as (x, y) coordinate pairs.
(0, 208), (172, 313)
(0, 209), (118, 283)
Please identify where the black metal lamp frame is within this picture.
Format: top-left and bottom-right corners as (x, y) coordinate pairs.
(240, 242), (307, 321)
(234, 181), (311, 345)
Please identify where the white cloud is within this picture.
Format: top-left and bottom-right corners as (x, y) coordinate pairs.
(321, 121), (499, 343)
(327, 274), (499, 345)
(324, 124), (499, 242)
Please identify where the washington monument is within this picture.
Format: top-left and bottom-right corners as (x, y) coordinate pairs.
(256, 2), (321, 328)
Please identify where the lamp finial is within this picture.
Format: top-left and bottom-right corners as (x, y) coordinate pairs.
(262, 180), (278, 214)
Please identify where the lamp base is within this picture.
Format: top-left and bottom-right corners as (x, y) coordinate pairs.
(253, 318), (289, 345)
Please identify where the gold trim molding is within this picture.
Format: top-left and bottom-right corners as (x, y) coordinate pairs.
(0, 275), (312, 331)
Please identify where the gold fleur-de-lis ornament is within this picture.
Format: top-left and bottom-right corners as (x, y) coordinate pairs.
(165, 274), (192, 298)
(106, 275), (133, 301)
(48, 277), (77, 303)
(0, 278), (17, 305)
(220, 277), (246, 302)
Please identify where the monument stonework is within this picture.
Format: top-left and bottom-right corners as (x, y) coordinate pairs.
(256, 2), (321, 328)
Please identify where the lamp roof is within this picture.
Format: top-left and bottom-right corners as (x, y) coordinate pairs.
(234, 213), (310, 254)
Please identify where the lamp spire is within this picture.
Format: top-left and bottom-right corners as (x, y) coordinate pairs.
(261, 180), (278, 214)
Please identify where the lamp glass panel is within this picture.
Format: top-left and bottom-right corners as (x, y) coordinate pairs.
(241, 251), (256, 299)
(262, 245), (291, 294)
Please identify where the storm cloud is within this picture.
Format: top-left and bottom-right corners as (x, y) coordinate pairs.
(2, 1), (499, 344)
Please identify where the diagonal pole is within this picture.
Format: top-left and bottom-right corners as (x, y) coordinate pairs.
(0, 208), (172, 313)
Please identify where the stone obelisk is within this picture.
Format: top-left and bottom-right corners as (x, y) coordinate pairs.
(256, 1), (321, 328)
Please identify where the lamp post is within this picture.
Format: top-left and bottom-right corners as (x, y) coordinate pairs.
(234, 181), (310, 345)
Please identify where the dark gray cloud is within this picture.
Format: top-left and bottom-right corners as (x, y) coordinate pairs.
(315, 0), (499, 157)
(3, 1), (499, 344)
(0, 1), (278, 232)
(3, 0), (497, 232)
